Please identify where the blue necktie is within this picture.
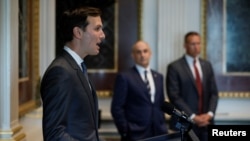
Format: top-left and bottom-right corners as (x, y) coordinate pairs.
(81, 62), (90, 83)
(81, 62), (92, 92)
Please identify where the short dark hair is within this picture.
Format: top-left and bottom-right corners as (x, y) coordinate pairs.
(59, 7), (102, 44)
(184, 31), (200, 43)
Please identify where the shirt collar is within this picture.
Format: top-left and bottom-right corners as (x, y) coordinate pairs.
(64, 46), (83, 66)
(185, 54), (199, 65)
(135, 64), (150, 74)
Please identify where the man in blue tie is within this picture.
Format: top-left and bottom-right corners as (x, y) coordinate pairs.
(111, 40), (168, 141)
(40, 6), (105, 141)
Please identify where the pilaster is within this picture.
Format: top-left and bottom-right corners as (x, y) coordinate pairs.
(0, 0), (26, 140)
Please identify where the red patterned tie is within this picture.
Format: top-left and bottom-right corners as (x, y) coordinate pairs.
(193, 59), (203, 114)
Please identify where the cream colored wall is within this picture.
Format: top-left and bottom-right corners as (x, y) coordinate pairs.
(39, 0), (55, 77)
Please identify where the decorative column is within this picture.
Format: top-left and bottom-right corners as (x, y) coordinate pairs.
(0, 0), (26, 140)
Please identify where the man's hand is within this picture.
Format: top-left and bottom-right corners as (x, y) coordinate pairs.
(193, 113), (212, 127)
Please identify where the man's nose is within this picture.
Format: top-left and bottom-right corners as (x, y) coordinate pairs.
(101, 30), (105, 40)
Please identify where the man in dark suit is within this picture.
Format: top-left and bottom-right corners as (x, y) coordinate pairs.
(40, 7), (105, 141)
(111, 40), (168, 141)
(166, 31), (218, 141)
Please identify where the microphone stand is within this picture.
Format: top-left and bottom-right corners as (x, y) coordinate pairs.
(161, 102), (200, 141)
(181, 125), (186, 141)
(173, 113), (192, 141)
(175, 120), (189, 141)
(180, 125), (185, 141)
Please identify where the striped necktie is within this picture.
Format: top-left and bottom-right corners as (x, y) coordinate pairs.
(144, 70), (151, 95)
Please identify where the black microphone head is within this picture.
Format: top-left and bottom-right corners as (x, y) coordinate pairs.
(161, 101), (175, 115)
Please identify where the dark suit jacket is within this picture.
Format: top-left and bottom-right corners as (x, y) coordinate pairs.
(40, 50), (99, 141)
(166, 56), (218, 126)
(111, 66), (167, 141)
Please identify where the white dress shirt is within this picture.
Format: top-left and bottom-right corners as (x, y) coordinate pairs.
(135, 64), (155, 103)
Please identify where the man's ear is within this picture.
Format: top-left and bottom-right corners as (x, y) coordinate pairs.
(73, 27), (82, 39)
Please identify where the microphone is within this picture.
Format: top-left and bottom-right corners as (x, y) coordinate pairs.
(162, 102), (200, 141)
(161, 101), (193, 124)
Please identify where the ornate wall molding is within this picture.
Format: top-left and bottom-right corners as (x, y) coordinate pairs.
(97, 90), (112, 98)
(219, 92), (250, 98)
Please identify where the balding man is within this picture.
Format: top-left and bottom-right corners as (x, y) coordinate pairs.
(111, 40), (168, 141)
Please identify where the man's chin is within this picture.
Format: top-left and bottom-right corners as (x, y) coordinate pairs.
(90, 51), (99, 56)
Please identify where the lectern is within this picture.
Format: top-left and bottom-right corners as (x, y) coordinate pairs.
(138, 129), (200, 141)
(138, 132), (181, 141)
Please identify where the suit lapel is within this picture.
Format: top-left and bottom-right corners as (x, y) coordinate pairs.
(151, 71), (158, 99)
(62, 51), (93, 94)
(199, 59), (205, 88)
(132, 67), (152, 102)
(181, 57), (196, 87)
(62, 51), (97, 126)
(76, 67), (97, 126)
(132, 67), (145, 88)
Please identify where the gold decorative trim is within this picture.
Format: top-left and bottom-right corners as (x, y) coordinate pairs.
(201, 0), (207, 59)
(18, 77), (29, 82)
(219, 92), (250, 98)
(13, 125), (26, 141)
(97, 90), (113, 98)
(0, 125), (26, 141)
(12, 126), (22, 135)
(96, 91), (250, 98)
(137, 0), (142, 40)
(19, 100), (37, 117)
(14, 133), (26, 141)
(31, 0), (40, 103)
